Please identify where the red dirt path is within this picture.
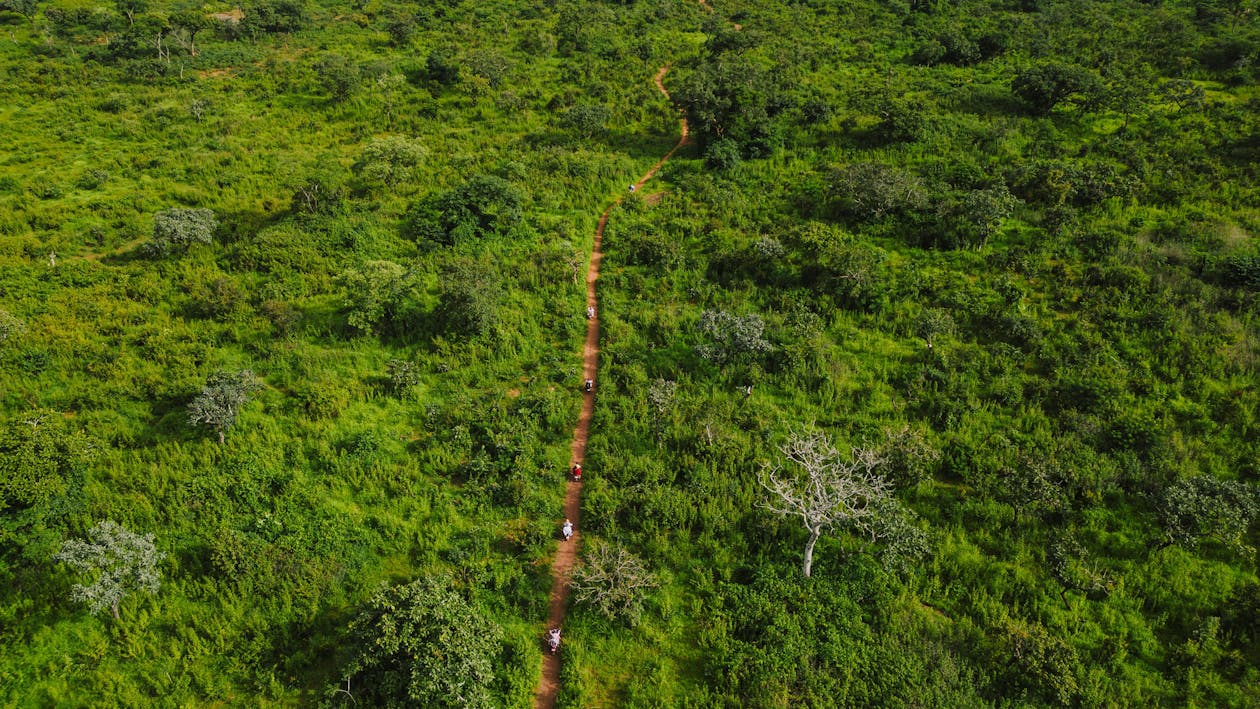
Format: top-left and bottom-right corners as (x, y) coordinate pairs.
(532, 65), (689, 709)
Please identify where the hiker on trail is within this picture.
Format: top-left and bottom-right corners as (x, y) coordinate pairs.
(584, 379), (593, 393)
(571, 464), (582, 480)
(547, 627), (561, 654)
(562, 519), (573, 540)
(586, 305), (595, 319)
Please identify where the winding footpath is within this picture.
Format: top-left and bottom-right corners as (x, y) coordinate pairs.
(533, 65), (690, 709)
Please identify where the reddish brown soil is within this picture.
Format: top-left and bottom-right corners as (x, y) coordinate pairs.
(533, 65), (690, 709)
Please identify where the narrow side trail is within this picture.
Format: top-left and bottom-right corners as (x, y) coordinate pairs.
(533, 65), (689, 709)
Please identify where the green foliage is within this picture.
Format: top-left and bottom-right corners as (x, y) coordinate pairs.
(187, 369), (260, 444)
(436, 258), (500, 338)
(1158, 476), (1259, 556)
(241, 0), (306, 35)
(0, 412), (94, 550)
(0, 309), (23, 346)
(148, 208), (217, 256)
(341, 260), (409, 335)
(55, 520), (164, 619)
(353, 136), (425, 191)
(1011, 63), (1106, 115)
(696, 309), (773, 366)
(339, 576), (503, 708)
(408, 175), (525, 246)
(315, 54), (362, 103)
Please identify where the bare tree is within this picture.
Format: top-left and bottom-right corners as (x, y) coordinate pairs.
(760, 430), (891, 578)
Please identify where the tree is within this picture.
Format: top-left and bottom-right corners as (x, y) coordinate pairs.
(408, 175), (525, 246)
(697, 310), (773, 366)
(0, 0), (41, 25)
(760, 430), (893, 577)
(570, 541), (658, 621)
(1158, 79), (1205, 113)
(316, 54), (361, 103)
(0, 412), (94, 549)
(0, 309), (23, 346)
(1011, 63), (1105, 115)
(425, 48), (460, 86)
(956, 184), (1019, 248)
(169, 9), (210, 56)
(113, 0), (147, 25)
(435, 259), (499, 337)
(342, 260), (409, 335)
(829, 162), (927, 222)
(562, 104), (609, 140)
(54, 520), (164, 619)
(381, 9), (416, 47)
(148, 208), (217, 256)
(1157, 476), (1259, 555)
(875, 98), (926, 143)
(241, 0), (306, 35)
(187, 370), (260, 444)
(353, 136), (426, 191)
(339, 576), (502, 708)
(647, 378), (677, 438)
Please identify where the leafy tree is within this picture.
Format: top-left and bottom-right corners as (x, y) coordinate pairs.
(1158, 79), (1206, 113)
(704, 138), (742, 171)
(1048, 533), (1112, 608)
(956, 184), (1019, 248)
(148, 208), (217, 256)
(562, 104), (609, 140)
(697, 310), (773, 366)
(339, 576), (502, 708)
(187, 370), (260, 444)
(113, 0), (146, 25)
(408, 175), (525, 246)
(341, 260), (409, 335)
(675, 58), (787, 155)
(381, 9), (417, 47)
(1011, 63), (1105, 115)
(0, 309), (23, 346)
(878, 424), (941, 486)
(55, 520), (164, 619)
(914, 308), (955, 350)
(0, 412), (94, 549)
(436, 259), (499, 338)
(0, 0), (40, 24)
(291, 168), (347, 216)
(169, 10), (210, 56)
(385, 359), (420, 396)
(570, 542), (658, 621)
(875, 98), (926, 143)
(1157, 476), (1259, 555)
(997, 619), (1082, 705)
(353, 136), (425, 190)
(760, 430), (894, 577)
(828, 162), (927, 222)
(316, 54), (361, 103)
(241, 0), (306, 35)
(425, 48), (460, 86)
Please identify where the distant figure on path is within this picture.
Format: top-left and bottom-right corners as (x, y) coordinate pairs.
(584, 379), (593, 393)
(562, 519), (573, 541)
(571, 464), (582, 481)
(586, 305), (595, 319)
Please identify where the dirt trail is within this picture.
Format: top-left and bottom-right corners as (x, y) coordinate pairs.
(533, 65), (689, 709)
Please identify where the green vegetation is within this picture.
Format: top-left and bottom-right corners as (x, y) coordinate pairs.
(1, 0), (1258, 706)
